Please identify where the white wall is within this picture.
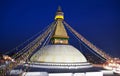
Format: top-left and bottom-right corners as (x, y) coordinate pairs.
(49, 73), (73, 76)
(86, 72), (103, 76)
(74, 73), (85, 76)
(21, 71), (104, 76)
(22, 72), (48, 76)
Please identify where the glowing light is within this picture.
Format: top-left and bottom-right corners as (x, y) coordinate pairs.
(55, 15), (64, 20)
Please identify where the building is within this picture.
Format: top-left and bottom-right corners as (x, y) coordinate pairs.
(9, 7), (117, 76)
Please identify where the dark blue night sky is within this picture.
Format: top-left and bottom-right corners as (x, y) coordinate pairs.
(0, 0), (120, 57)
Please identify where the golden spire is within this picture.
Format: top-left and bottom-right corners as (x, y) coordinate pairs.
(55, 6), (64, 20)
(52, 6), (69, 44)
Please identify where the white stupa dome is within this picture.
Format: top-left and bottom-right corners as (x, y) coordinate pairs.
(30, 45), (87, 63)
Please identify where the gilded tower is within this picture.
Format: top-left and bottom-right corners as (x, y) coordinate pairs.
(52, 6), (69, 44)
